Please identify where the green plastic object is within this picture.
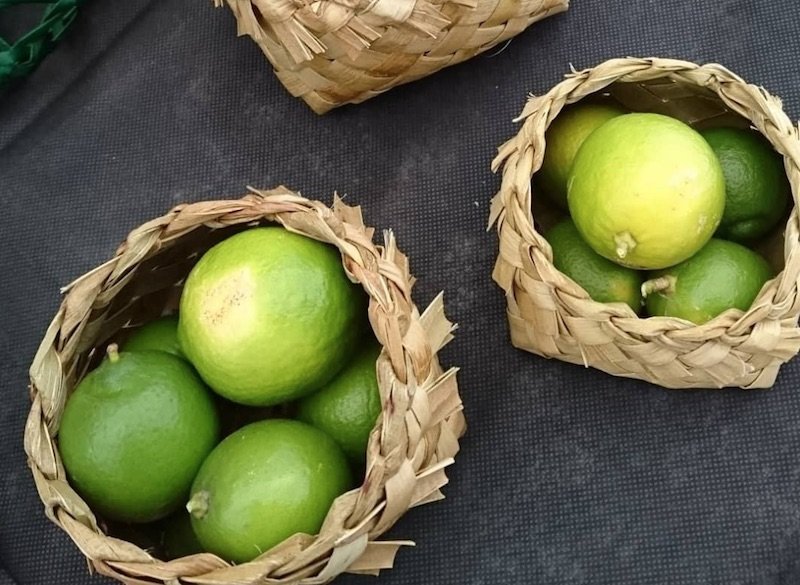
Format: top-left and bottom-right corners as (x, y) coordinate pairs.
(0, 0), (86, 89)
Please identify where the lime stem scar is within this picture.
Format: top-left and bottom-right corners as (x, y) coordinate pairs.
(187, 490), (210, 519)
(614, 231), (637, 260)
(641, 275), (677, 298)
(106, 343), (120, 363)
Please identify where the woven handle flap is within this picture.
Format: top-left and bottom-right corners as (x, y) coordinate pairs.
(221, 0), (474, 64)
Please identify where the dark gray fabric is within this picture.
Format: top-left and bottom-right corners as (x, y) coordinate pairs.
(3, 1), (800, 584)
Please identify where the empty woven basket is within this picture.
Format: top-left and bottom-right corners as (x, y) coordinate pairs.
(490, 57), (800, 389)
(214, 0), (569, 114)
(25, 186), (465, 584)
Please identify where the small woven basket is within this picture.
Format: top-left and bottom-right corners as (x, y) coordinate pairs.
(25, 186), (465, 584)
(214, 0), (569, 114)
(490, 57), (800, 390)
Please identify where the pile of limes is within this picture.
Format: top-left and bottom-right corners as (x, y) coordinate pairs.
(536, 103), (790, 324)
(58, 227), (381, 563)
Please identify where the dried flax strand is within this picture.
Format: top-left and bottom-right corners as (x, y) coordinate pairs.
(214, 0), (570, 114)
(490, 57), (800, 390)
(25, 186), (466, 585)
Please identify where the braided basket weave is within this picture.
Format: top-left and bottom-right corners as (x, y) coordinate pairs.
(0, 0), (86, 88)
(25, 186), (465, 584)
(490, 57), (800, 390)
(214, 0), (569, 114)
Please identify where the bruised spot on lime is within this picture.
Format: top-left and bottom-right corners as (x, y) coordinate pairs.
(178, 227), (366, 407)
(198, 269), (256, 333)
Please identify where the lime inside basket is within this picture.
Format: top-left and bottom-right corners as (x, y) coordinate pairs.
(0, 0), (86, 89)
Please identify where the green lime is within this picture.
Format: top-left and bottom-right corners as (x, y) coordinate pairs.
(122, 315), (183, 358)
(643, 238), (772, 324)
(568, 113), (726, 269)
(545, 219), (643, 312)
(178, 227), (366, 406)
(161, 510), (204, 559)
(536, 102), (626, 208)
(59, 348), (220, 523)
(296, 341), (382, 464)
(187, 419), (352, 564)
(701, 127), (790, 242)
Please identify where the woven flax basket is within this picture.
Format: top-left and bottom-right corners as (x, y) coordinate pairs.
(214, 0), (569, 114)
(490, 57), (800, 390)
(25, 186), (466, 584)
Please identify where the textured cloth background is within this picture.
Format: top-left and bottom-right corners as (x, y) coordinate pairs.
(2, 1), (800, 584)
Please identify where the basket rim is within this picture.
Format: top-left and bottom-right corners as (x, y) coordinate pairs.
(24, 186), (466, 585)
(491, 56), (800, 337)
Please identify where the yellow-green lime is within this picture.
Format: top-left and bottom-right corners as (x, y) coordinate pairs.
(186, 419), (352, 564)
(122, 315), (183, 358)
(701, 127), (790, 243)
(536, 102), (627, 208)
(643, 239), (772, 324)
(178, 227), (366, 406)
(546, 219), (643, 312)
(59, 348), (220, 523)
(568, 113), (726, 269)
(296, 341), (382, 464)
